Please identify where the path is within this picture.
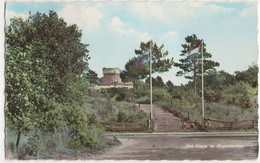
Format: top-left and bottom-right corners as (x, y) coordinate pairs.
(139, 104), (199, 132)
(92, 133), (258, 160)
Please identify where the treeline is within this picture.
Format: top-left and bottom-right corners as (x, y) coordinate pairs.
(108, 64), (258, 108)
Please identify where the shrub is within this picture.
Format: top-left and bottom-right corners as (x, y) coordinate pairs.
(26, 131), (40, 156)
(116, 111), (128, 122)
(222, 82), (257, 108)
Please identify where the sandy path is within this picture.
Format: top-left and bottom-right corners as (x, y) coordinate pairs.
(138, 104), (199, 132)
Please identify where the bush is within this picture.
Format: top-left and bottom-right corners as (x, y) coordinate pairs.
(85, 91), (149, 124)
(222, 82), (257, 108)
(105, 88), (133, 102)
(116, 111), (128, 122)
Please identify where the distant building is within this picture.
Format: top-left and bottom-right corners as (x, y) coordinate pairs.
(100, 68), (122, 85)
(96, 67), (133, 89)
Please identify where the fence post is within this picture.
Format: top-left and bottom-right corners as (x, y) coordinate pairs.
(252, 120), (255, 129)
(139, 103), (140, 109)
(171, 100), (172, 108)
(188, 112), (189, 120)
(230, 122), (233, 130)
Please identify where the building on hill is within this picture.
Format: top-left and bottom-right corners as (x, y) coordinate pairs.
(95, 67), (133, 89)
(100, 68), (122, 85)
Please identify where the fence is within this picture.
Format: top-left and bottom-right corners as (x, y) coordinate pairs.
(204, 118), (258, 130)
(100, 120), (150, 132)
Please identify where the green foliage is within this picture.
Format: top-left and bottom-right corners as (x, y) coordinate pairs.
(153, 87), (171, 103)
(105, 88), (133, 102)
(235, 64), (258, 88)
(145, 76), (165, 87)
(120, 57), (149, 82)
(85, 90), (149, 123)
(121, 40), (174, 82)
(116, 111), (128, 122)
(5, 11), (103, 151)
(82, 69), (99, 85)
(174, 34), (220, 80)
(223, 82), (257, 108)
(26, 132), (40, 156)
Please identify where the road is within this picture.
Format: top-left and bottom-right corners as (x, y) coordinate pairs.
(92, 133), (258, 160)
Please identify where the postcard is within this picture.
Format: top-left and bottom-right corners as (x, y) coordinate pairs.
(3, 0), (259, 161)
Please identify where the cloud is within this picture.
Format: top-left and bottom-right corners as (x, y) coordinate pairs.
(110, 17), (126, 33)
(109, 16), (152, 42)
(59, 4), (104, 32)
(208, 4), (235, 13)
(162, 31), (178, 38)
(131, 2), (167, 21)
(6, 11), (28, 24)
(139, 32), (152, 42)
(239, 6), (257, 18)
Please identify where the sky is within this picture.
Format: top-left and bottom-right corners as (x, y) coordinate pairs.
(4, 0), (259, 86)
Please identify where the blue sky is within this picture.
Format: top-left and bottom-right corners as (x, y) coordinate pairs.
(5, 1), (258, 85)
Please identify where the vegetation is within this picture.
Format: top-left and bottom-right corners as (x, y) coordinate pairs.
(158, 65), (258, 127)
(85, 90), (149, 123)
(5, 11), (118, 159)
(82, 69), (99, 85)
(174, 34), (220, 80)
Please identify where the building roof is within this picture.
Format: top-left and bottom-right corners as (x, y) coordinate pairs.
(103, 67), (120, 74)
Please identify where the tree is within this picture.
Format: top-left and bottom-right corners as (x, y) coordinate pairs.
(5, 11), (92, 148)
(121, 40), (174, 81)
(165, 80), (174, 93)
(235, 64), (258, 88)
(121, 40), (174, 98)
(145, 76), (165, 87)
(223, 82), (257, 108)
(82, 69), (99, 85)
(174, 34), (220, 96)
(120, 57), (149, 82)
(135, 40), (174, 74)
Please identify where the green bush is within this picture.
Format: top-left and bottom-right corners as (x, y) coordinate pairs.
(85, 91), (149, 124)
(222, 82), (257, 108)
(104, 88), (133, 102)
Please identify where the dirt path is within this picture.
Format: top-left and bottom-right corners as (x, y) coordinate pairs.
(139, 104), (199, 132)
(89, 133), (258, 160)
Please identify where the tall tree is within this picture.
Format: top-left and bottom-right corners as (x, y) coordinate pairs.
(5, 11), (91, 148)
(174, 34), (220, 79)
(174, 34), (220, 96)
(121, 40), (174, 98)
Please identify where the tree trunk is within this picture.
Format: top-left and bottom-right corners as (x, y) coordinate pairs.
(16, 131), (21, 149)
(194, 59), (196, 97)
(133, 79), (136, 99)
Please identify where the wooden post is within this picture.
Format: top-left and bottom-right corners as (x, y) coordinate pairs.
(231, 122), (233, 130)
(188, 112), (189, 120)
(139, 103), (140, 109)
(171, 100), (172, 108)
